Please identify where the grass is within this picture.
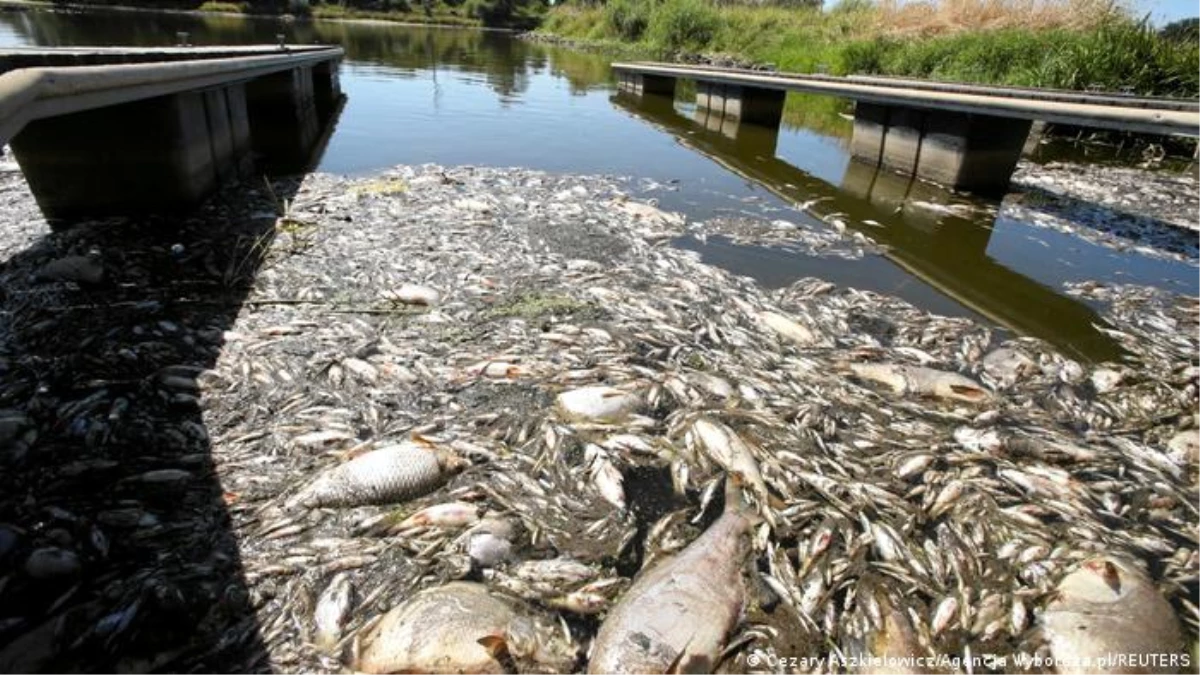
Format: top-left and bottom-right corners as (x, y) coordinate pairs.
(540, 0), (1199, 97)
(197, 1), (247, 12)
(311, 4), (480, 26)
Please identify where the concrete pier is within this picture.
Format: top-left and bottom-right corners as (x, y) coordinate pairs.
(12, 90), (231, 218)
(246, 66), (320, 173)
(612, 61), (1198, 196)
(313, 59), (342, 122)
(0, 45), (344, 222)
(695, 81), (785, 127)
(850, 102), (1031, 195)
(616, 71), (675, 98)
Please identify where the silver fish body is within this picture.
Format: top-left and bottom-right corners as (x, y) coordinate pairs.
(588, 501), (753, 674)
(313, 573), (354, 650)
(293, 442), (466, 508)
(1040, 557), (1187, 674)
(355, 582), (574, 674)
(850, 363), (991, 403)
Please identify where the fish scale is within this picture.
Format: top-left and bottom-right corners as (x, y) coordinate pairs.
(294, 442), (460, 508)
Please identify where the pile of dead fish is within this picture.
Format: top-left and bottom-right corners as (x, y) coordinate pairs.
(1007, 161), (1200, 263)
(0, 164), (1196, 673)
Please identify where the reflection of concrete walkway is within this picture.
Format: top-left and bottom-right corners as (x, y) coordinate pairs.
(613, 92), (1124, 362)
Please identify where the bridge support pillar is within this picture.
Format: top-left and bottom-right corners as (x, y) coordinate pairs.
(617, 72), (676, 98)
(9, 87), (252, 221)
(696, 81), (785, 127)
(312, 59), (342, 122)
(850, 102), (1031, 196)
(246, 66), (319, 172)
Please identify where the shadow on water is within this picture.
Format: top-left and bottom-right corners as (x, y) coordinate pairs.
(0, 95), (344, 673)
(610, 93), (1126, 363)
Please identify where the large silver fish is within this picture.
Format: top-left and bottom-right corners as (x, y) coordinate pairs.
(292, 441), (467, 508)
(849, 363), (991, 403)
(1039, 557), (1187, 674)
(354, 581), (576, 674)
(588, 481), (754, 674)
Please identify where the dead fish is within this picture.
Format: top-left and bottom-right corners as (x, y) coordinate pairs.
(513, 558), (598, 587)
(389, 283), (441, 306)
(585, 445), (626, 511)
(354, 582), (574, 674)
(691, 419), (771, 518)
(465, 515), (517, 567)
(1166, 430), (1198, 466)
(981, 347), (1037, 384)
(846, 588), (935, 674)
(850, 363), (991, 403)
(1039, 557), (1187, 674)
(396, 501), (480, 530)
(588, 481), (755, 674)
(556, 386), (641, 422)
(931, 596), (958, 636)
(313, 573), (355, 651)
(1090, 367), (1125, 394)
(291, 441), (468, 508)
(895, 454), (934, 480)
(547, 591), (608, 615)
(760, 311), (817, 346)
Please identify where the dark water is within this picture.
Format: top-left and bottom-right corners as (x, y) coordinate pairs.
(1, 5), (1196, 361)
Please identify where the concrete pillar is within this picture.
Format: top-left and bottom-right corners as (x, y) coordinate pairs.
(202, 87), (237, 183)
(312, 59), (342, 122)
(246, 66), (319, 173)
(850, 101), (1031, 197)
(10, 91), (222, 221)
(695, 81), (784, 128)
(617, 72), (676, 99)
(738, 87), (785, 127)
(1022, 120), (1046, 156)
(850, 101), (888, 167)
(639, 74), (675, 97)
(881, 106), (925, 176)
(226, 83), (253, 177)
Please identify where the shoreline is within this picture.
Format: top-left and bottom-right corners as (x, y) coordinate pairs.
(0, 162), (1195, 671)
(0, 0), (515, 32)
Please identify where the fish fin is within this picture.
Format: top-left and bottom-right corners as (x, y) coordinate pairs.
(478, 635), (518, 673)
(410, 433), (438, 448)
(949, 384), (988, 400)
(478, 635), (509, 659)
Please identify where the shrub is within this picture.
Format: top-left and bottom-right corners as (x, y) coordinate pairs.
(648, 0), (720, 51)
(1161, 17), (1198, 43)
(605, 0), (650, 40)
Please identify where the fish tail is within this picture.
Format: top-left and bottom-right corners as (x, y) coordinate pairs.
(723, 472), (763, 525)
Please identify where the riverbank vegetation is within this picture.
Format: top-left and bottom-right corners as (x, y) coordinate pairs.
(56, 0), (546, 28)
(540, 0), (1200, 97)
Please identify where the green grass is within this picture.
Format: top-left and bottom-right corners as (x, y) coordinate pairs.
(310, 4), (481, 27)
(198, 1), (248, 12)
(541, 1), (1199, 97)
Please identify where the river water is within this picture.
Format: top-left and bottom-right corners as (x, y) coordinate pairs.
(1, 4), (1196, 362)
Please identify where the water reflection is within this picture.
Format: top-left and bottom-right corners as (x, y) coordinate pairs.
(1, 5), (1192, 363)
(613, 92), (1126, 362)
